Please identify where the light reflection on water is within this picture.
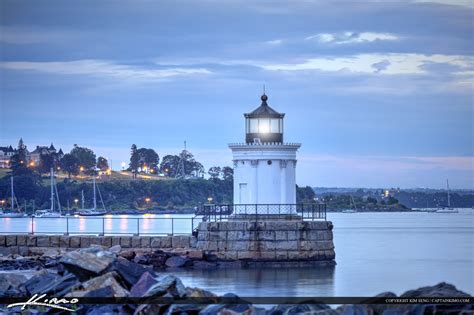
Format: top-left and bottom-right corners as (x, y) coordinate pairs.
(0, 211), (472, 296)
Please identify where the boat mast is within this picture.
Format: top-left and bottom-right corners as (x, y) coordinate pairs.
(11, 176), (14, 211)
(81, 190), (85, 210)
(93, 176), (97, 210)
(447, 179), (451, 208)
(50, 168), (55, 212)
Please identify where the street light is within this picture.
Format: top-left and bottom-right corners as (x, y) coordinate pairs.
(145, 198), (151, 203)
(207, 197), (213, 204)
(74, 199), (79, 208)
(0, 200), (4, 209)
(80, 166), (84, 172)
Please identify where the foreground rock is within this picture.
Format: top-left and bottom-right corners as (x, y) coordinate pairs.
(0, 245), (471, 315)
(59, 246), (116, 281)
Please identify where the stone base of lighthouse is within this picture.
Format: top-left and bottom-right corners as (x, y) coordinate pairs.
(195, 218), (335, 263)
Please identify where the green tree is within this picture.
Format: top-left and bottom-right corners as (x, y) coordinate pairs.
(179, 150), (204, 177)
(222, 166), (234, 181)
(160, 155), (180, 177)
(61, 154), (79, 178)
(367, 197), (378, 204)
(129, 144), (139, 179)
(10, 138), (31, 176)
(97, 156), (109, 171)
(137, 148), (159, 173)
(208, 166), (222, 180)
(387, 196), (399, 205)
(39, 154), (54, 174)
(70, 145), (96, 174)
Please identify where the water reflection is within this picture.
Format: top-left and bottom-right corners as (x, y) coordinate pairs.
(175, 266), (336, 297)
(119, 215), (128, 232)
(105, 218), (113, 232)
(78, 217), (86, 232)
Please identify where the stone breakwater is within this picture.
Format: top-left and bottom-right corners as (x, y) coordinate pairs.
(195, 220), (335, 262)
(0, 220), (336, 265)
(0, 245), (472, 315)
(0, 234), (196, 257)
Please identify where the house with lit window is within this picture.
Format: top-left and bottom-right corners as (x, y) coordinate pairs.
(0, 146), (16, 168)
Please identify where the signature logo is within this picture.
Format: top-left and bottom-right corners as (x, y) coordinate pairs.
(7, 294), (79, 312)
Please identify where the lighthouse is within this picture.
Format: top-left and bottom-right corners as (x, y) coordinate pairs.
(195, 92), (334, 264)
(229, 93), (301, 214)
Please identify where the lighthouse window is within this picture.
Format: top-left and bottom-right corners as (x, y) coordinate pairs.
(270, 119), (280, 133)
(249, 119), (258, 133)
(267, 160), (272, 165)
(258, 118), (270, 133)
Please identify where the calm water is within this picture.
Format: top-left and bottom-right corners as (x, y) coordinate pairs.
(1, 210), (473, 296)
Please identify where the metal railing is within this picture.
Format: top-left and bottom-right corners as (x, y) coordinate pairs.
(195, 203), (327, 222)
(0, 216), (197, 236)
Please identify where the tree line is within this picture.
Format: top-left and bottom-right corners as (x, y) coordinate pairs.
(8, 139), (234, 181)
(1, 139), (317, 211)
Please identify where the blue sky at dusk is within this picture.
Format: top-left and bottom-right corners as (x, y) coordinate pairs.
(0, 0), (473, 189)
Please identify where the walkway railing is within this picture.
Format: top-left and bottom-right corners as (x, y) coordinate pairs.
(0, 216), (197, 236)
(195, 203), (327, 222)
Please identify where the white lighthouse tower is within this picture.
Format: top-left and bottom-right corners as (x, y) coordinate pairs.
(229, 93), (301, 215)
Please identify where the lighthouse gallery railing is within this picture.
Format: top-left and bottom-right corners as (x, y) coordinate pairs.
(195, 203), (327, 223)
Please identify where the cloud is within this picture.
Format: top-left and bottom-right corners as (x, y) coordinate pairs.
(413, 0), (474, 8)
(0, 26), (78, 44)
(372, 59), (391, 73)
(264, 39), (284, 45)
(260, 53), (474, 75)
(305, 32), (399, 44)
(300, 154), (474, 172)
(0, 60), (212, 82)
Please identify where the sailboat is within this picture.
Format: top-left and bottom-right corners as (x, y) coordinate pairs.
(34, 168), (62, 217)
(436, 179), (458, 213)
(78, 176), (107, 216)
(342, 195), (358, 213)
(0, 176), (26, 218)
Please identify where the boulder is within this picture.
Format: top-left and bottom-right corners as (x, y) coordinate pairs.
(60, 247), (116, 281)
(0, 273), (28, 293)
(130, 271), (158, 297)
(165, 256), (188, 268)
(42, 248), (59, 258)
(22, 270), (60, 295)
(146, 251), (168, 269)
(133, 254), (149, 265)
(109, 245), (122, 254)
(133, 304), (164, 315)
(337, 305), (370, 315)
(268, 304), (332, 315)
(37, 273), (78, 296)
(119, 249), (136, 260)
(400, 282), (470, 297)
(219, 304), (265, 315)
(139, 274), (186, 298)
(200, 293), (251, 315)
(67, 271), (129, 298)
(382, 283), (473, 315)
(112, 257), (154, 288)
(185, 287), (217, 299)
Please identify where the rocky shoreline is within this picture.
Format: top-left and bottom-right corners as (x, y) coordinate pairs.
(0, 245), (471, 314)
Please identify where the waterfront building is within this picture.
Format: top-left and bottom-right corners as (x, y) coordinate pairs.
(0, 146), (15, 168)
(28, 143), (63, 165)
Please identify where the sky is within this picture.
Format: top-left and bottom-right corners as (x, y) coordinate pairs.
(0, 0), (473, 189)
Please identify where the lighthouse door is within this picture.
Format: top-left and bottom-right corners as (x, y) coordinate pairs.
(239, 183), (247, 204)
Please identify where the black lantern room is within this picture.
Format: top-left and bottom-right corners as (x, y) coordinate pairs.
(244, 94), (284, 144)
